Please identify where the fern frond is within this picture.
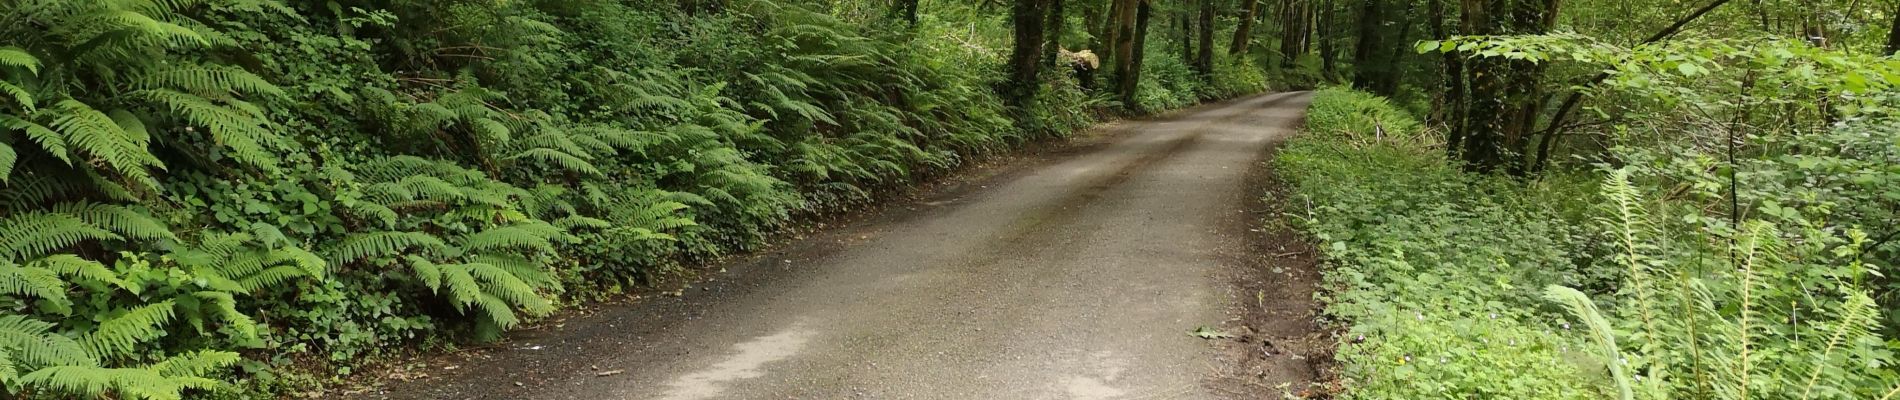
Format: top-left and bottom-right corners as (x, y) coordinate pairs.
(51, 202), (174, 242)
(1801, 293), (1879, 399)
(0, 47), (40, 74)
(1546, 285), (1634, 400)
(133, 89), (280, 171)
(19, 365), (194, 400)
(29, 255), (126, 290)
(458, 223), (558, 254)
(465, 262), (552, 316)
(0, 81), (34, 112)
(0, 315), (95, 368)
(1, 114), (69, 165)
(329, 231), (447, 264)
(407, 256), (443, 292)
(148, 350), (238, 378)
(0, 211), (120, 261)
(47, 100), (161, 186)
(80, 301), (175, 361)
(135, 64), (284, 98)
(506, 147), (602, 176)
(470, 117), (512, 145)
(0, 261), (71, 313)
(439, 265), (481, 308)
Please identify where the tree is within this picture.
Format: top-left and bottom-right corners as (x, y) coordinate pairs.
(1451, 0), (1561, 172)
(1009, 0), (1052, 109)
(1527, 0), (1735, 172)
(1320, 0), (1340, 76)
(1279, 0), (1314, 68)
(1111, 0), (1142, 98)
(1351, 0), (1387, 93)
(1128, 0), (1156, 107)
(1887, 2), (1900, 55)
(1429, 0), (1466, 158)
(1195, 0), (1217, 75)
(1230, 0), (1263, 55)
(1047, 0), (1067, 65)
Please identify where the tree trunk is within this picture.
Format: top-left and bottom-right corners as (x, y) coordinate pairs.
(1229, 0), (1263, 55)
(1194, 0), (1216, 75)
(1456, 0), (1560, 173)
(1008, 0), (1051, 109)
(1127, 0), (1154, 108)
(1103, 0), (1127, 75)
(1047, 0), (1066, 65)
(1374, 0), (1415, 95)
(1351, 0), (1385, 92)
(1086, 0), (1107, 50)
(1180, 10), (1194, 62)
(1320, 0), (1338, 77)
(1430, 0), (1466, 156)
(1885, 2), (1899, 55)
(1279, 0), (1307, 68)
(1111, 0), (1141, 101)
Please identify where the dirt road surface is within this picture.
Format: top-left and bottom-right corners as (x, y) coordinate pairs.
(357, 91), (1322, 400)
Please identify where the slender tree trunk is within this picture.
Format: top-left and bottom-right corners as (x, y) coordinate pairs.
(1375, 0), (1415, 95)
(1125, 0), (1154, 108)
(1351, 0), (1385, 92)
(1181, 10), (1195, 62)
(1279, 0), (1307, 68)
(1047, 0), (1067, 65)
(1301, 1), (1316, 53)
(1194, 0), (1216, 75)
(1885, 2), (1900, 55)
(1320, 0), (1338, 77)
(1230, 0), (1262, 55)
(1086, 0), (1107, 49)
(1430, 0), (1466, 156)
(1112, 0), (1141, 101)
(1103, 0), (1125, 73)
(1008, 0), (1051, 109)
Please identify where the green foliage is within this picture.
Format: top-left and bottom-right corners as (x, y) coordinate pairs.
(1285, 88), (1900, 399)
(2, 0), (1280, 396)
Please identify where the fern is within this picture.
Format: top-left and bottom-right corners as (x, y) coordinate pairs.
(134, 64), (285, 98)
(80, 301), (175, 361)
(0, 261), (70, 313)
(457, 222), (562, 254)
(329, 231), (448, 264)
(0, 47), (40, 74)
(0, 211), (119, 261)
(46, 100), (162, 188)
(1545, 285), (1634, 400)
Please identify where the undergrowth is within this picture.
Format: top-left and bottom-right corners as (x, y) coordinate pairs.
(0, 0), (1273, 397)
(1279, 88), (1900, 399)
